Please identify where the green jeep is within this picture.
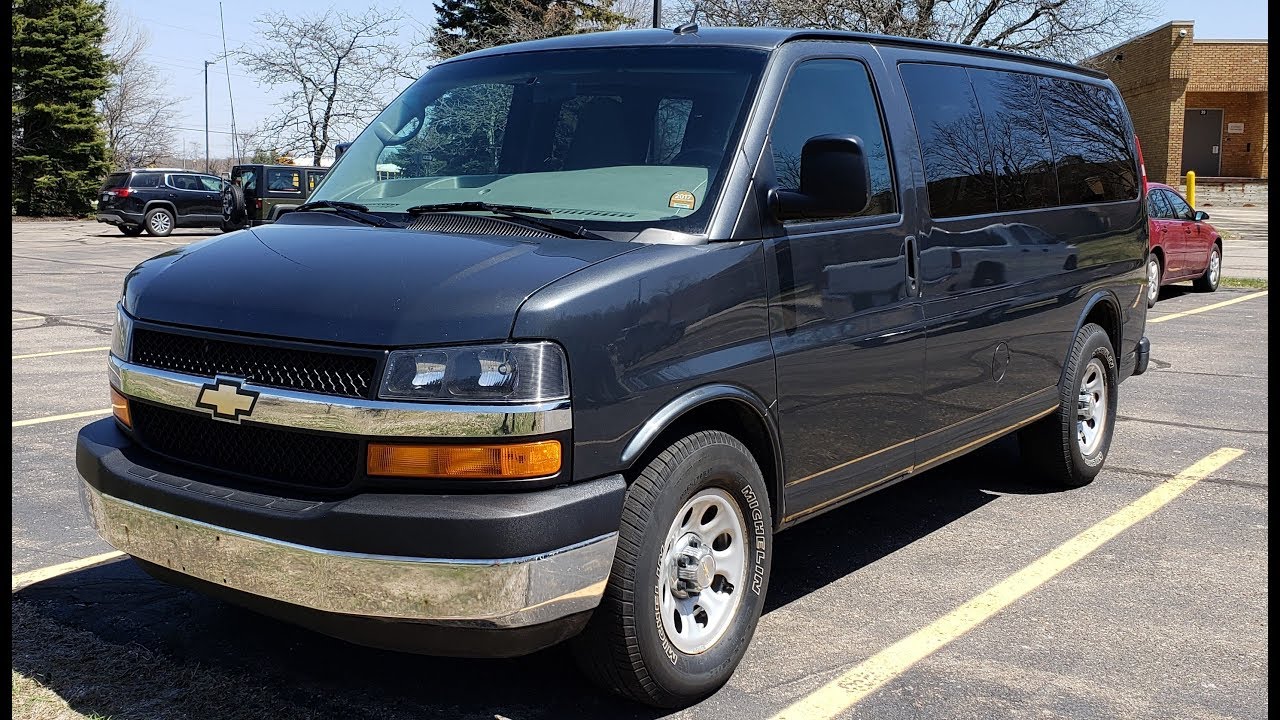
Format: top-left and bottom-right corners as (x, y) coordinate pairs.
(221, 163), (329, 231)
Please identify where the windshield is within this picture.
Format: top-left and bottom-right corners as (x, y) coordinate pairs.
(310, 46), (768, 235)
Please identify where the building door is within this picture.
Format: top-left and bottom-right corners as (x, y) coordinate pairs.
(1182, 109), (1223, 177)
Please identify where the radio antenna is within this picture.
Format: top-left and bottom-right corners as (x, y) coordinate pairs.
(219, 2), (240, 162)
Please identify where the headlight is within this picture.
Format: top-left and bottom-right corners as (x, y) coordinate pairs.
(379, 342), (569, 403)
(110, 305), (133, 361)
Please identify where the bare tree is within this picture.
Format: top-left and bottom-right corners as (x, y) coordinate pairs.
(236, 7), (409, 166)
(678, 0), (1157, 61)
(99, 3), (180, 169)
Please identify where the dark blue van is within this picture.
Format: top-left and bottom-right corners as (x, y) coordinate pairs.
(79, 26), (1150, 707)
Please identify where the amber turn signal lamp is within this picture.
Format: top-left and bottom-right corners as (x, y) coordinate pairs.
(110, 387), (131, 428)
(367, 440), (562, 479)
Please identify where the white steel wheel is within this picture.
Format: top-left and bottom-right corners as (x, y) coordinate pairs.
(657, 488), (748, 655)
(1076, 358), (1109, 457)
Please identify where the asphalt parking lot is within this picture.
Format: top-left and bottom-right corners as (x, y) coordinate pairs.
(11, 219), (1269, 719)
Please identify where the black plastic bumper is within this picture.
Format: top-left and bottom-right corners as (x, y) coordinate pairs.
(96, 211), (143, 226)
(1132, 336), (1151, 376)
(76, 418), (625, 560)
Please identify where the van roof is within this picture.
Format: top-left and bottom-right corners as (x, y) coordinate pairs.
(446, 27), (1109, 81)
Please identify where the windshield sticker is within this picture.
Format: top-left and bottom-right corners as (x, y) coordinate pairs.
(668, 190), (696, 210)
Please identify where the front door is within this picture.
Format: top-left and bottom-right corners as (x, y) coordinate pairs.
(764, 52), (925, 523)
(1182, 109), (1223, 177)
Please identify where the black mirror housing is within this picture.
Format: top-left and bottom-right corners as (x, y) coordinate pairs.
(772, 134), (871, 221)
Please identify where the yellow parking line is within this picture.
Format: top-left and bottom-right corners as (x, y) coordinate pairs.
(12, 346), (110, 360)
(12, 408), (110, 428)
(770, 447), (1246, 720)
(1149, 290), (1266, 323)
(12, 551), (126, 592)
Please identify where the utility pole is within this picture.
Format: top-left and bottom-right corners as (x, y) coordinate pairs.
(204, 60), (214, 174)
(652, 0), (661, 27)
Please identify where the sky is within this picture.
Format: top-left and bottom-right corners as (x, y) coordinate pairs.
(116, 0), (1269, 163)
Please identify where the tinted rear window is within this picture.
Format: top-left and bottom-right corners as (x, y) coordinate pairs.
(102, 173), (130, 189)
(1036, 77), (1138, 204)
(968, 68), (1059, 212)
(899, 63), (998, 219)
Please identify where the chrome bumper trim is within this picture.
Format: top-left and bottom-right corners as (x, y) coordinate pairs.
(83, 481), (616, 628)
(109, 354), (571, 437)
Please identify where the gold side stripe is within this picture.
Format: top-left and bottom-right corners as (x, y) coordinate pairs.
(783, 405), (1057, 524)
(786, 387), (1055, 488)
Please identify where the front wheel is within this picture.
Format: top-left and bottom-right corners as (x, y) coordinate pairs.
(572, 430), (772, 708)
(1019, 322), (1118, 487)
(1193, 245), (1221, 292)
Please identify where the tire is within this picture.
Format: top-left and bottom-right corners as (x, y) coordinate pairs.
(220, 221), (243, 233)
(118, 224), (144, 236)
(143, 208), (174, 237)
(1145, 255), (1162, 308)
(572, 430), (772, 708)
(1019, 322), (1118, 488)
(1193, 244), (1221, 292)
(222, 184), (247, 225)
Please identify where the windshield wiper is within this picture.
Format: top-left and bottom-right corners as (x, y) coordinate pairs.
(292, 200), (398, 228)
(405, 201), (608, 241)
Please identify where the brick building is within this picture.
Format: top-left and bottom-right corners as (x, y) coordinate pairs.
(1085, 21), (1268, 186)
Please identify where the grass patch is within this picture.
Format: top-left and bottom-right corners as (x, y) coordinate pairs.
(1220, 277), (1268, 289)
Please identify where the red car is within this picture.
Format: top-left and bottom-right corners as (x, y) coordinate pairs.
(1145, 182), (1222, 307)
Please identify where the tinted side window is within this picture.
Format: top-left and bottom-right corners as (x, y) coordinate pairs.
(130, 173), (162, 188)
(1162, 189), (1193, 220)
(168, 174), (201, 190)
(1147, 189), (1173, 219)
(267, 168), (302, 192)
(198, 176), (223, 192)
(307, 172), (326, 193)
(968, 69), (1058, 211)
(1036, 78), (1137, 205)
(771, 58), (896, 218)
(899, 63), (997, 219)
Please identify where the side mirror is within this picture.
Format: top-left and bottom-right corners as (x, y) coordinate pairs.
(335, 142), (351, 159)
(771, 134), (871, 221)
(1193, 210), (1209, 221)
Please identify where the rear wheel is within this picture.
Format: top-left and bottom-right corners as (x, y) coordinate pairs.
(144, 208), (174, 237)
(572, 430), (772, 708)
(1019, 322), (1118, 488)
(1193, 245), (1221, 292)
(118, 224), (144, 236)
(1145, 256), (1162, 308)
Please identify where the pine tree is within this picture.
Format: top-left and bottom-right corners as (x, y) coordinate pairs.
(431, 0), (632, 60)
(12, 0), (112, 216)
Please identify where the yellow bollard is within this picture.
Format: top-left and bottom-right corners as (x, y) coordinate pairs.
(1186, 171), (1195, 208)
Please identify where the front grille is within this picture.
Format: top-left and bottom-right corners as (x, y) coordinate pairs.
(132, 328), (377, 399)
(130, 402), (360, 490)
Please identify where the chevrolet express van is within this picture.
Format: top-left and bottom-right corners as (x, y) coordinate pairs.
(79, 26), (1151, 707)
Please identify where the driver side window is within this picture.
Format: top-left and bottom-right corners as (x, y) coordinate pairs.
(770, 59), (897, 219)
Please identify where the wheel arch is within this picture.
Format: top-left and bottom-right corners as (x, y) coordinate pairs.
(142, 200), (177, 218)
(619, 384), (785, 529)
(1067, 290), (1123, 383)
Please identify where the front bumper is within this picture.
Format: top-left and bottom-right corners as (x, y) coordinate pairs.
(76, 419), (624, 640)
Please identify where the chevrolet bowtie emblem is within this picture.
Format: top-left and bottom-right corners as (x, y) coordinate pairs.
(196, 377), (259, 423)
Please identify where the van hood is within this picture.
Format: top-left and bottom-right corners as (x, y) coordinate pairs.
(122, 223), (636, 346)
